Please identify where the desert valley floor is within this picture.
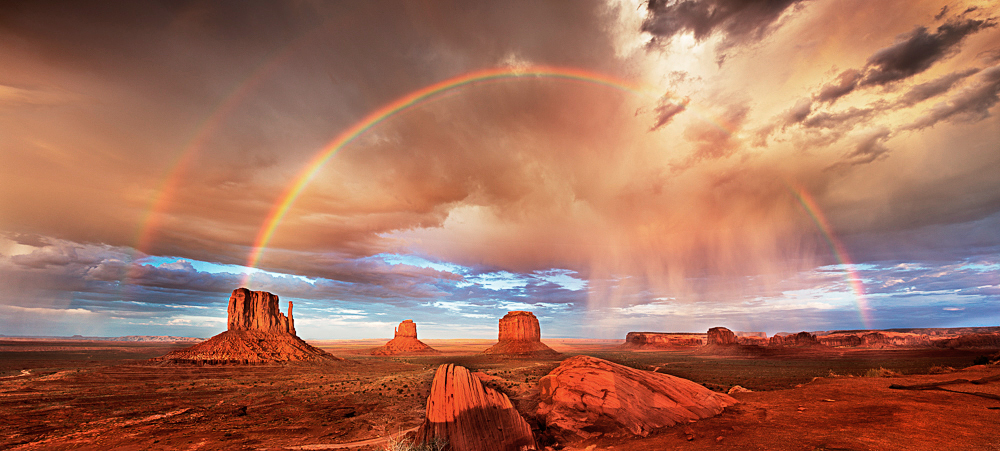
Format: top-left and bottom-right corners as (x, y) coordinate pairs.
(1, 338), (999, 451)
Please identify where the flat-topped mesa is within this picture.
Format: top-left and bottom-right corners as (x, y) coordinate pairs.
(371, 320), (440, 356)
(707, 327), (738, 346)
(483, 311), (558, 356)
(622, 332), (705, 348)
(227, 288), (295, 334)
(769, 331), (823, 347)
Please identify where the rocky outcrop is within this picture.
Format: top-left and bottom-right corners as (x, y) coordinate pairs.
(483, 311), (558, 356)
(769, 331), (822, 347)
(227, 288), (294, 334)
(154, 288), (338, 364)
(934, 332), (1000, 349)
(416, 364), (536, 451)
(820, 331), (931, 348)
(371, 320), (440, 356)
(536, 355), (737, 440)
(707, 327), (738, 346)
(622, 332), (705, 348)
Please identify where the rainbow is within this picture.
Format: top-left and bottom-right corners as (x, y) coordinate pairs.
(789, 184), (873, 329)
(243, 65), (693, 274)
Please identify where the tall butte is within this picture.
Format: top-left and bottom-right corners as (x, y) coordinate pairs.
(371, 320), (440, 355)
(154, 288), (340, 364)
(483, 311), (558, 357)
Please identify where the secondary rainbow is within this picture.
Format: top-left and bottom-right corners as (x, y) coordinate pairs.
(244, 66), (682, 273)
(789, 184), (873, 329)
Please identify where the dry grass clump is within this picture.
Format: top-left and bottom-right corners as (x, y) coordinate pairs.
(863, 367), (901, 378)
(927, 365), (955, 374)
(382, 437), (447, 451)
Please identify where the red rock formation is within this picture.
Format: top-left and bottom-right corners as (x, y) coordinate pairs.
(371, 320), (440, 356)
(154, 288), (338, 364)
(227, 288), (294, 334)
(622, 332), (705, 348)
(769, 331), (823, 347)
(707, 327), (738, 346)
(416, 363), (536, 451)
(536, 355), (737, 440)
(483, 311), (558, 356)
(934, 332), (1000, 348)
(737, 336), (768, 346)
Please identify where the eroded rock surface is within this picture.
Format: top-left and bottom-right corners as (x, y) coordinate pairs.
(536, 355), (737, 440)
(769, 331), (822, 347)
(416, 364), (536, 451)
(154, 288), (338, 364)
(371, 320), (440, 356)
(484, 311), (558, 356)
(707, 327), (738, 346)
(623, 332), (705, 348)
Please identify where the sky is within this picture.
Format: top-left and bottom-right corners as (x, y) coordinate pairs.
(1, 0), (999, 340)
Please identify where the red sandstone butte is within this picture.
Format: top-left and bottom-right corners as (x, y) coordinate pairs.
(707, 327), (739, 346)
(416, 363), (536, 451)
(536, 355), (737, 441)
(483, 311), (558, 356)
(154, 288), (339, 364)
(371, 320), (440, 356)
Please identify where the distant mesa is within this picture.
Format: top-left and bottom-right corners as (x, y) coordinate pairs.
(536, 355), (737, 441)
(622, 332), (704, 348)
(769, 331), (823, 347)
(483, 311), (559, 357)
(707, 327), (739, 346)
(371, 320), (440, 356)
(416, 363), (536, 451)
(154, 288), (341, 365)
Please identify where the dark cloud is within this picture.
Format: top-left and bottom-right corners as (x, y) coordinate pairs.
(860, 18), (994, 87)
(815, 69), (862, 103)
(641, 0), (807, 49)
(896, 67), (981, 107)
(905, 64), (1000, 130)
(649, 95), (690, 130)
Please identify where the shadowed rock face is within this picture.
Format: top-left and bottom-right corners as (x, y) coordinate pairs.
(483, 311), (558, 356)
(371, 320), (440, 356)
(227, 288), (294, 334)
(154, 288), (338, 364)
(623, 332), (705, 348)
(536, 355), (737, 441)
(416, 364), (536, 451)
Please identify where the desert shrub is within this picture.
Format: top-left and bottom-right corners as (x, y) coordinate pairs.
(382, 436), (447, 451)
(927, 365), (955, 374)
(863, 367), (900, 378)
(972, 355), (990, 365)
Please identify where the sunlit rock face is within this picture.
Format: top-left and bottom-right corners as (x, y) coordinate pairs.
(483, 311), (558, 356)
(227, 288), (295, 334)
(371, 320), (440, 356)
(622, 332), (705, 348)
(153, 288), (338, 364)
(769, 331), (823, 347)
(416, 363), (536, 451)
(536, 355), (737, 440)
(707, 327), (738, 346)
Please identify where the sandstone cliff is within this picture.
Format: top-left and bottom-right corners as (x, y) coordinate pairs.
(769, 331), (823, 347)
(416, 363), (536, 451)
(483, 311), (558, 356)
(707, 327), (739, 346)
(154, 288), (338, 364)
(536, 355), (737, 440)
(622, 332), (705, 348)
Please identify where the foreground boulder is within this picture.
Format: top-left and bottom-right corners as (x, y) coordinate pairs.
(536, 355), (737, 440)
(416, 364), (536, 451)
(371, 320), (440, 355)
(707, 327), (738, 346)
(483, 311), (558, 356)
(154, 288), (339, 364)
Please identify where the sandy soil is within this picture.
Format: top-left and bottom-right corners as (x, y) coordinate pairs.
(0, 340), (997, 450)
